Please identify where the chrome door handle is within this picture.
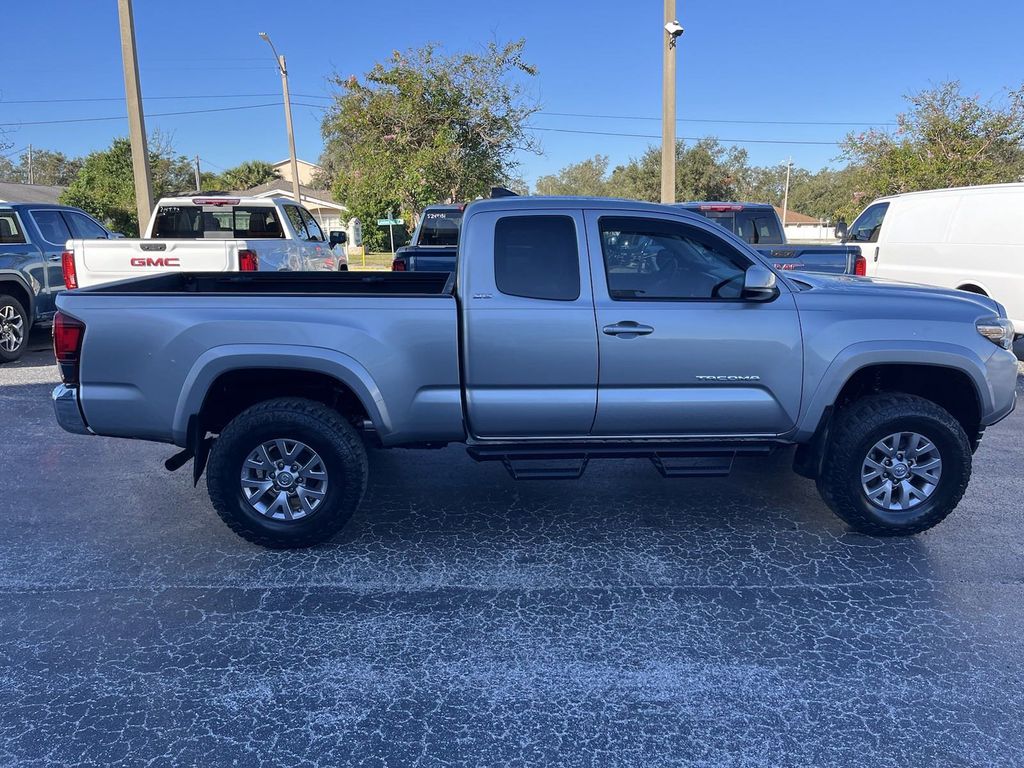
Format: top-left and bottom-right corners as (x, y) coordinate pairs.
(48, 254), (63, 262)
(602, 321), (654, 338)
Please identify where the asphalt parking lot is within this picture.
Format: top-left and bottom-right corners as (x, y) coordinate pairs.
(2, 328), (1023, 767)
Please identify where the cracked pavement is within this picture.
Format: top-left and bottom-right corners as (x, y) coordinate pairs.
(2, 332), (1023, 767)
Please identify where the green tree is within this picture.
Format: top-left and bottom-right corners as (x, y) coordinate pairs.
(0, 148), (83, 186)
(841, 81), (1024, 219)
(535, 155), (611, 197)
(603, 138), (750, 201)
(318, 40), (539, 251)
(61, 135), (194, 235)
(220, 160), (281, 190)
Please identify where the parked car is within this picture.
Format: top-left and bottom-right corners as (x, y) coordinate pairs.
(390, 204), (462, 272)
(842, 183), (1023, 342)
(0, 203), (116, 363)
(62, 195), (348, 290)
(53, 197), (1017, 548)
(676, 202), (864, 275)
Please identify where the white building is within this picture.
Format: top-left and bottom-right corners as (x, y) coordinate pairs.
(774, 206), (837, 242)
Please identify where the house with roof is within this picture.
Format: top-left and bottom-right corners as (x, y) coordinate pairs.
(773, 206), (836, 242)
(0, 182), (66, 205)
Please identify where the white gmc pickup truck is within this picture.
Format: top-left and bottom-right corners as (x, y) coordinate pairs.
(62, 195), (348, 289)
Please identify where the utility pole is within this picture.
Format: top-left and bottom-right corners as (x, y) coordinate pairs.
(661, 1), (683, 204)
(194, 155), (202, 192)
(259, 32), (302, 206)
(116, 0), (154, 232)
(781, 156), (793, 227)
(27, 145), (33, 185)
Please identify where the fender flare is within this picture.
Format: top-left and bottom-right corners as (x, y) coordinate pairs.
(171, 343), (391, 446)
(795, 340), (992, 441)
(0, 271), (37, 320)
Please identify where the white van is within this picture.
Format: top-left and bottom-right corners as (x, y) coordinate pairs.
(844, 183), (1024, 337)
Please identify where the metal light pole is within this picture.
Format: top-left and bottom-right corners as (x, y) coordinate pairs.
(781, 157), (793, 227)
(259, 32), (302, 206)
(116, 0), (154, 232)
(661, 2), (683, 204)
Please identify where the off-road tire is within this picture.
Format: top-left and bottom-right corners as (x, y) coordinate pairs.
(816, 393), (971, 536)
(0, 294), (29, 364)
(207, 398), (368, 548)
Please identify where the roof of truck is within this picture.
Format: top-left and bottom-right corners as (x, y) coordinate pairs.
(466, 196), (709, 215)
(156, 195), (290, 206)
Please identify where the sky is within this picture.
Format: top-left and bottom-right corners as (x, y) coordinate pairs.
(2, 0), (1023, 190)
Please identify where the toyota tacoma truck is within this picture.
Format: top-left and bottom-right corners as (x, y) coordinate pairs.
(52, 197), (1017, 548)
(676, 202), (865, 275)
(62, 195), (348, 290)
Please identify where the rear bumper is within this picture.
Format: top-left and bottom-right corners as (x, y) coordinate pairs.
(52, 384), (92, 436)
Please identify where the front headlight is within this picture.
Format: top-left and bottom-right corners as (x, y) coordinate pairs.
(976, 317), (1015, 350)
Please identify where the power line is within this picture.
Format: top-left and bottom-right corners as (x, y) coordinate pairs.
(0, 92), (334, 105)
(0, 102), (282, 127)
(537, 110), (896, 127)
(526, 125), (842, 146)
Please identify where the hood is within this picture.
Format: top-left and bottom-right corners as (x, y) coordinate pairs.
(784, 272), (1004, 316)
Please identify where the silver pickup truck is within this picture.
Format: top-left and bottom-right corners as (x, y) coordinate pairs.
(52, 197), (1018, 548)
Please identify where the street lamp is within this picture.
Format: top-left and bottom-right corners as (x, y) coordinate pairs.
(259, 32), (302, 205)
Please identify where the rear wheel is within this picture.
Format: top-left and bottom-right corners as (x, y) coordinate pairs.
(206, 398), (368, 548)
(816, 393), (971, 536)
(0, 295), (29, 364)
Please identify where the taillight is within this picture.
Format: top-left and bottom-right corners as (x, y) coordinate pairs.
(53, 312), (85, 384)
(391, 259), (406, 272)
(62, 251), (78, 289)
(239, 250), (259, 271)
(854, 254), (867, 276)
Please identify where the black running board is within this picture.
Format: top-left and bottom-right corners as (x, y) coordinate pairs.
(467, 441), (776, 481)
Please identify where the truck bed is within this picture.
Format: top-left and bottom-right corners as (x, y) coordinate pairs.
(80, 270), (455, 297)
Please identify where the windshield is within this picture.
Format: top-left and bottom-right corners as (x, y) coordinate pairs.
(417, 209), (462, 246)
(697, 209), (784, 245)
(153, 205), (285, 239)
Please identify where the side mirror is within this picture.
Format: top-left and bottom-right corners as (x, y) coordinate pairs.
(329, 230), (347, 247)
(834, 220), (848, 241)
(743, 265), (778, 301)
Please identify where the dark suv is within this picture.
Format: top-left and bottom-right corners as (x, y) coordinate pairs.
(0, 203), (115, 362)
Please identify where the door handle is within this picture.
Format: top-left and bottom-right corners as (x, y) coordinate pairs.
(48, 254), (63, 262)
(873, 246), (880, 262)
(602, 321), (654, 338)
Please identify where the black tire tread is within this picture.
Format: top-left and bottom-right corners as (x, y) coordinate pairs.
(817, 392), (971, 536)
(206, 397), (368, 548)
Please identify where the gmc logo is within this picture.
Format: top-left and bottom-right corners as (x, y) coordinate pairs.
(130, 257), (180, 268)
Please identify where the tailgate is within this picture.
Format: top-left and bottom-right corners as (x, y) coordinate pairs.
(74, 239), (238, 287)
(757, 245), (858, 275)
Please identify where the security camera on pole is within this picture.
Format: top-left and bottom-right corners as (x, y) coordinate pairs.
(661, 3), (684, 204)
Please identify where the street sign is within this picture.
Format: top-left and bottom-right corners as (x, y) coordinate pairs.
(376, 218), (403, 226)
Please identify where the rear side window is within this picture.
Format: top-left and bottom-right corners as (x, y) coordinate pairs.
(494, 216), (580, 301)
(0, 212), (26, 244)
(153, 205), (285, 239)
(29, 210), (72, 246)
(64, 211), (109, 239)
(298, 207), (324, 242)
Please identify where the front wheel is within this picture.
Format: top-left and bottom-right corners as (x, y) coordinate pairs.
(0, 295), (29, 364)
(816, 393), (971, 536)
(206, 398), (368, 548)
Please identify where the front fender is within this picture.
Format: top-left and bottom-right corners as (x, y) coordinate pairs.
(795, 340), (993, 441)
(171, 343), (390, 445)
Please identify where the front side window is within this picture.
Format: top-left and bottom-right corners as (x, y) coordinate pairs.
(283, 205), (309, 240)
(298, 207), (324, 242)
(64, 211), (109, 239)
(29, 210), (72, 246)
(0, 212), (26, 244)
(494, 215), (580, 301)
(600, 217), (750, 300)
(848, 202), (889, 243)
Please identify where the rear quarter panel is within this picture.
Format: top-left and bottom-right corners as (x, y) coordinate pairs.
(62, 293), (463, 446)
